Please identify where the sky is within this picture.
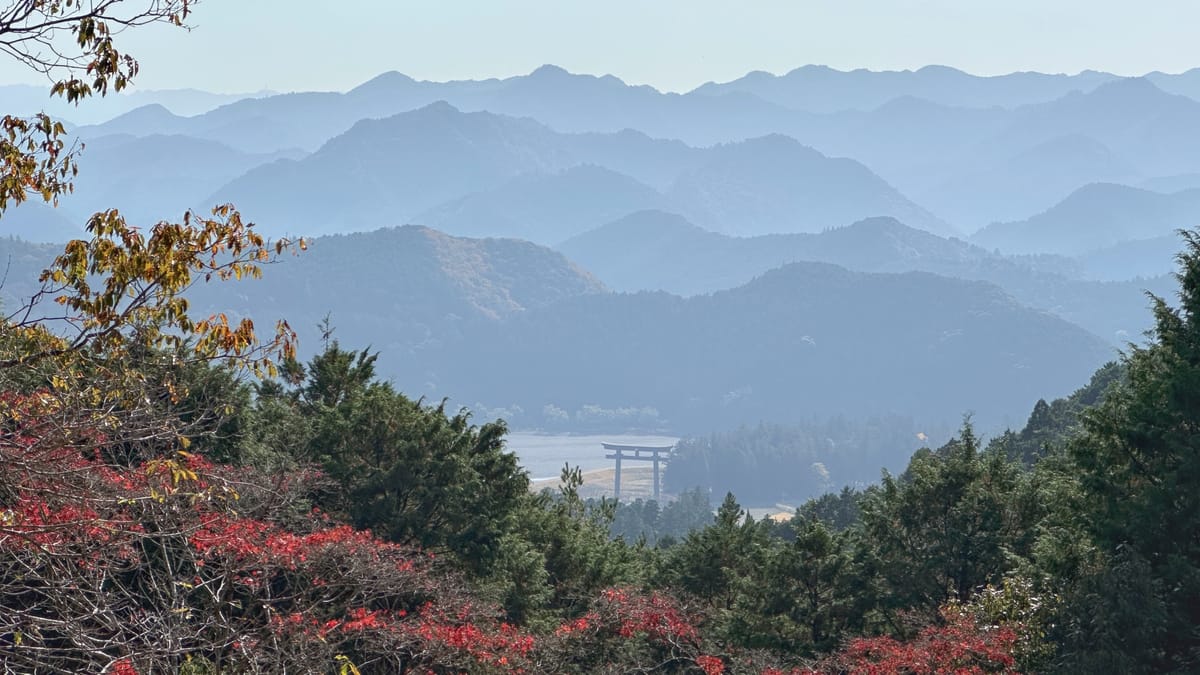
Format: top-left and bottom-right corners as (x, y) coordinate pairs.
(3, 0), (1200, 93)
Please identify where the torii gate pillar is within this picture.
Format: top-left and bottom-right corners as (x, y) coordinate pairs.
(603, 443), (673, 501)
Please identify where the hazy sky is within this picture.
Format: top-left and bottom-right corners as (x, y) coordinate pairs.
(4, 0), (1200, 93)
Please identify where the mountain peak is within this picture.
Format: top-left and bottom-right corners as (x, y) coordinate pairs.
(1088, 76), (1168, 99)
(349, 71), (416, 94)
(529, 64), (571, 79)
(411, 100), (462, 116)
(111, 103), (181, 122)
(916, 64), (968, 76)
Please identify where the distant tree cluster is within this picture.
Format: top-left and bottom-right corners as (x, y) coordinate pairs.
(665, 418), (931, 506)
(603, 488), (716, 547)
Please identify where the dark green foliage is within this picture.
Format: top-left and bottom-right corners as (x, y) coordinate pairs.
(605, 488), (714, 546)
(659, 493), (768, 612)
(498, 467), (636, 626)
(795, 486), (867, 531)
(725, 518), (868, 655)
(861, 422), (1033, 621)
(1057, 230), (1200, 672)
(252, 340), (530, 574)
(666, 418), (930, 506)
(988, 361), (1124, 465)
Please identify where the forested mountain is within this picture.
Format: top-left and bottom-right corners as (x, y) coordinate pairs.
(692, 64), (1119, 111)
(414, 261), (1110, 431)
(1, 202), (85, 244)
(916, 133), (1140, 229)
(973, 182), (1200, 254)
(2, 84), (271, 124)
(54, 133), (305, 226)
(980, 78), (1200, 179)
(559, 211), (1171, 344)
(665, 135), (953, 236)
(1077, 233), (1184, 280)
(14, 221), (1065, 434)
(180, 225), (605, 361)
(207, 103), (940, 240)
(415, 165), (669, 245)
(0, 218), (1120, 436)
(48, 68), (1200, 248)
(207, 103), (581, 237)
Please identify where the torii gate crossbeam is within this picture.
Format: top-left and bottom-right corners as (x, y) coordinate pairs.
(602, 442), (673, 501)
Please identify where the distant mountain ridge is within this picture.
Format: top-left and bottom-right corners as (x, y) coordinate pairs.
(207, 102), (946, 240)
(692, 64), (1120, 112)
(422, 259), (1112, 432)
(558, 211), (1171, 344)
(972, 183), (1200, 255)
(159, 224), (1115, 433)
(3, 84), (274, 125)
(63, 69), (1200, 238)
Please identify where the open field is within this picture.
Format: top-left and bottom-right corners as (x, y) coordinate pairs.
(531, 465), (661, 501)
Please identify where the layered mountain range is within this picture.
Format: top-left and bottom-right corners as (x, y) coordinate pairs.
(7, 63), (1196, 433)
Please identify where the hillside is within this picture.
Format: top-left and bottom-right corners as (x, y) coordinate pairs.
(418, 262), (1112, 432)
(666, 135), (954, 237)
(559, 211), (1169, 344)
(692, 64), (1118, 112)
(972, 183), (1200, 255)
(415, 165), (670, 245)
(183, 225), (605, 365)
(57, 134), (305, 226)
(0, 203), (86, 244)
(917, 134), (1140, 229)
(208, 104), (947, 240)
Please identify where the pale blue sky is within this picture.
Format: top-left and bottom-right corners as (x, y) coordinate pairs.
(4, 0), (1200, 92)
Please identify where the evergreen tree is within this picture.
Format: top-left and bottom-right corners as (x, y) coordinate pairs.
(1062, 230), (1200, 672)
(255, 340), (530, 574)
(861, 422), (1030, 623)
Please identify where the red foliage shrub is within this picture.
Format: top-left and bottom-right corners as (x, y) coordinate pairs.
(813, 607), (1020, 674)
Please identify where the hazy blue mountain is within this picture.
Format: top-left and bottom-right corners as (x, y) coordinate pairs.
(972, 183), (1200, 255)
(666, 135), (954, 236)
(562, 129), (705, 190)
(561, 212), (1015, 295)
(76, 104), (188, 137)
(74, 66), (804, 152)
(207, 102), (581, 238)
(0, 222), (1125, 434)
(62, 69), (1200, 230)
(1139, 172), (1200, 194)
(800, 96), (1010, 196)
(917, 134), (1141, 229)
(978, 78), (1200, 178)
(454, 64), (817, 145)
(1144, 69), (1200, 102)
(173, 224), (1112, 433)
(2, 85), (273, 125)
(0, 237), (69, 319)
(415, 165), (670, 245)
(0, 202), (86, 244)
(182, 225), (605, 364)
(208, 104), (954, 239)
(558, 211), (1168, 345)
(691, 65), (1118, 112)
(49, 134), (304, 226)
(420, 261), (1113, 432)
(76, 93), (345, 154)
(1076, 234), (1184, 281)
